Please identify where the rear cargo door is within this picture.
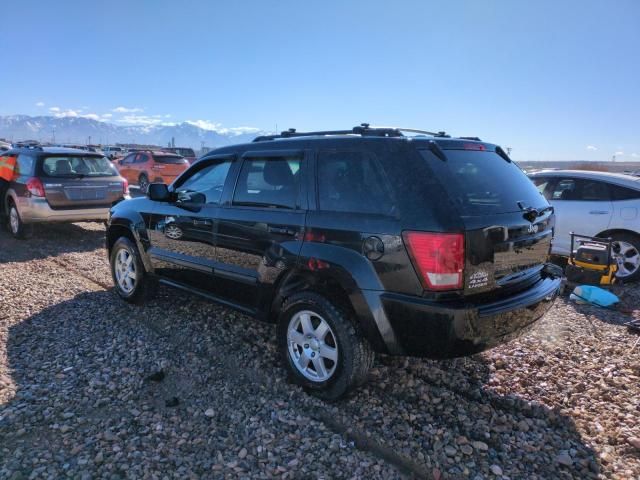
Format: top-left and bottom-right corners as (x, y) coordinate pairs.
(40, 155), (124, 209)
(419, 147), (553, 295)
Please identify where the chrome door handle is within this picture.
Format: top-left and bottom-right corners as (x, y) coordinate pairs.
(589, 211), (609, 215)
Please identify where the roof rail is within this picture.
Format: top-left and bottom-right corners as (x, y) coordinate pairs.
(252, 123), (449, 142)
(14, 141), (43, 150)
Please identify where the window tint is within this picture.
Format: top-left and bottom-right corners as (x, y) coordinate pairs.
(551, 178), (610, 201)
(135, 153), (146, 163)
(176, 160), (232, 204)
(122, 154), (135, 164)
(317, 151), (396, 215)
(419, 149), (547, 214)
(41, 156), (118, 177)
(611, 184), (640, 200)
(233, 157), (300, 209)
(154, 155), (186, 165)
(580, 180), (610, 201)
(16, 154), (34, 176)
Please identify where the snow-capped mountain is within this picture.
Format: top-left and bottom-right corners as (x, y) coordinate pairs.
(0, 115), (268, 149)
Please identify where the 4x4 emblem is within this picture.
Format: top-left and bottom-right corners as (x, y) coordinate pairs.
(528, 223), (539, 234)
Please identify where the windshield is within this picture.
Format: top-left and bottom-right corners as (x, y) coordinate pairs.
(419, 149), (548, 215)
(41, 156), (119, 177)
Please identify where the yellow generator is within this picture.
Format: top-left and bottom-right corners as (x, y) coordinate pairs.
(565, 233), (617, 286)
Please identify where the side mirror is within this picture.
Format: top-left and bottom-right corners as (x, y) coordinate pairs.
(148, 183), (170, 201)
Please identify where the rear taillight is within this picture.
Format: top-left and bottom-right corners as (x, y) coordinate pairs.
(122, 178), (129, 195)
(403, 231), (464, 291)
(26, 177), (45, 197)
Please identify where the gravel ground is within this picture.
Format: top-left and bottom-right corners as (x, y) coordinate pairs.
(0, 222), (638, 479)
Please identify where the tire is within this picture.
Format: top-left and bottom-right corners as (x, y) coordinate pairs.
(610, 233), (640, 282)
(138, 174), (149, 193)
(276, 291), (374, 400)
(110, 236), (155, 303)
(7, 201), (32, 239)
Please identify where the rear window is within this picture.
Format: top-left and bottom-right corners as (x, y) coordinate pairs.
(419, 149), (547, 215)
(41, 156), (119, 177)
(317, 150), (396, 216)
(154, 155), (186, 164)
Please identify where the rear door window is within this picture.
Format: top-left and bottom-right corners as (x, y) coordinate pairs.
(233, 157), (301, 209)
(551, 178), (611, 201)
(317, 150), (396, 216)
(419, 149), (547, 215)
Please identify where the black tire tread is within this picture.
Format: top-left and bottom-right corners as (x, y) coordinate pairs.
(110, 236), (156, 304)
(277, 291), (374, 400)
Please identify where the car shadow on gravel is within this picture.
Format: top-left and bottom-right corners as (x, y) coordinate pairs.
(1, 288), (603, 479)
(0, 222), (105, 263)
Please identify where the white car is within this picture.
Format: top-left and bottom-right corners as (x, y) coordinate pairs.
(529, 170), (640, 281)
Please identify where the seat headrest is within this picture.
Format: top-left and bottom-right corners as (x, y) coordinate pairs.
(264, 161), (293, 186)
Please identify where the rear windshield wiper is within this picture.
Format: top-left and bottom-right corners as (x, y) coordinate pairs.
(518, 202), (554, 221)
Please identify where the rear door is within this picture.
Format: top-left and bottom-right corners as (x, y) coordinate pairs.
(419, 147), (553, 296)
(545, 177), (613, 255)
(150, 154), (189, 184)
(39, 155), (124, 209)
(214, 150), (307, 310)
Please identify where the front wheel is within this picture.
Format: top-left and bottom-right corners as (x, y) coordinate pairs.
(276, 292), (374, 400)
(611, 233), (640, 282)
(110, 237), (155, 303)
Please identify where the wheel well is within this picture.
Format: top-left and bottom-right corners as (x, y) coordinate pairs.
(107, 225), (135, 254)
(269, 270), (354, 323)
(595, 229), (640, 241)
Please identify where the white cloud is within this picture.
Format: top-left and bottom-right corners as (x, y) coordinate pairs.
(53, 109), (80, 118)
(102, 113), (113, 118)
(586, 145), (597, 151)
(631, 153), (639, 158)
(35, 101), (45, 107)
(185, 120), (261, 135)
(112, 106), (143, 113)
(81, 113), (101, 121)
(615, 151), (624, 156)
(49, 106), (61, 112)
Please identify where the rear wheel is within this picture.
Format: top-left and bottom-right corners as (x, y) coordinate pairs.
(110, 237), (155, 303)
(138, 174), (149, 193)
(7, 201), (31, 239)
(611, 233), (640, 282)
(277, 291), (374, 400)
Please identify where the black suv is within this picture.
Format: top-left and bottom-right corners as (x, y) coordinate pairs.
(106, 125), (561, 399)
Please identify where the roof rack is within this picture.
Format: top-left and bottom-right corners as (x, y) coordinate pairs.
(253, 123), (450, 142)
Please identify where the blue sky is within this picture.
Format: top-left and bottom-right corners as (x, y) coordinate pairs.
(1, 0), (638, 161)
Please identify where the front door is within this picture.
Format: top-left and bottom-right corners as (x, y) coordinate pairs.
(214, 150), (307, 311)
(546, 177), (613, 255)
(146, 156), (235, 291)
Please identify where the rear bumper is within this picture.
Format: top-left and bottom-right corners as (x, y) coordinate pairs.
(364, 275), (561, 358)
(16, 197), (127, 223)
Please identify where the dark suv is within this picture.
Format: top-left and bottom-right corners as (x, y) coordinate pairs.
(106, 125), (561, 399)
(2, 146), (129, 238)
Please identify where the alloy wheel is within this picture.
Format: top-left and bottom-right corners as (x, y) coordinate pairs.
(287, 310), (338, 382)
(613, 240), (640, 279)
(114, 247), (137, 294)
(9, 207), (19, 235)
